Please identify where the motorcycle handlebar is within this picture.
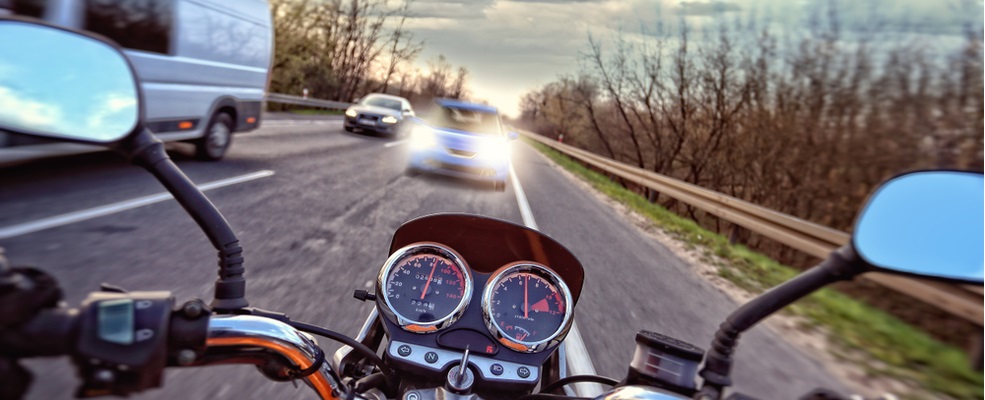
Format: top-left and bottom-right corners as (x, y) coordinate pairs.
(204, 315), (345, 399)
(2, 305), (351, 399)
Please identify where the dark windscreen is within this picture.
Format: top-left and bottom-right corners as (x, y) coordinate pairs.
(363, 96), (402, 111)
(84, 0), (173, 54)
(428, 106), (500, 135)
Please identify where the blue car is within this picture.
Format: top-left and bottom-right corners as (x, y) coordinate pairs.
(406, 99), (516, 191)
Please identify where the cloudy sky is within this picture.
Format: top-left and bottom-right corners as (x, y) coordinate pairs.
(395, 0), (983, 116)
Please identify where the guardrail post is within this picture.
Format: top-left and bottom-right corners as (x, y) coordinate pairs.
(728, 224), (741, 245)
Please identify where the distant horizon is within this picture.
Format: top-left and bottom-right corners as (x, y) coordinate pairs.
(397, 0), (983, 117)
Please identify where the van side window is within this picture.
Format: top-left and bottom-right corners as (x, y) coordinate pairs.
(84, 0), (172, 54)
(11, 0), (47, 18)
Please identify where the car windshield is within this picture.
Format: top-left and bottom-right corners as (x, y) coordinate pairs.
(428, 106), (500, 135)
(362, 96), (402, 111)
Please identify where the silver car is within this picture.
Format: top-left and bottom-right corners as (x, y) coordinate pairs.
(344, 94), (414, 137)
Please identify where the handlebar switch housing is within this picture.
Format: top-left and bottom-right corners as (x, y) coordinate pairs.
(73, 291), (175, 398)
(624, 330), (704, 396)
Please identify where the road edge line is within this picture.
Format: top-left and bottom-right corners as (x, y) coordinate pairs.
(508, 158), (604, 397)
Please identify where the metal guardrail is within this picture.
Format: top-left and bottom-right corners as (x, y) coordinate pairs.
(521, 131), (983, 326)
(266, 93), (352, 110)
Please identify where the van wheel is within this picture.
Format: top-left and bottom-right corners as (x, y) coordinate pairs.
(196, 113), (233, 161)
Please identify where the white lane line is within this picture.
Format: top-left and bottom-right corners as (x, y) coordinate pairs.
(258, 120), (339, 128)
(509, 165), (538, 230)
(507, 163), (604, 397)
(262, 118), (340, 125)
(383, 139), (408, 148)
(562, 321), (604, 395)
(0, 170), (275, 240)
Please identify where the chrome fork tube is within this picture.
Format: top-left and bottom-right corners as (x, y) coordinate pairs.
(332, 308), (379, 371)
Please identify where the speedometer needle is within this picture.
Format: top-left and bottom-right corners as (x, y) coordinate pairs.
(524, 274), (529, 319)
(421, 260), (437, 300)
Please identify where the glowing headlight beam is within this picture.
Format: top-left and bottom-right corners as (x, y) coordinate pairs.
(345, 108), (358, 117)
(410, 126), (437, 150)
(381, 116), (398, 124)
(477, 138), (511, 160)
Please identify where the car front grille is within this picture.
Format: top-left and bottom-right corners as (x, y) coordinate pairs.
(447, 149), (478, 158)
(437, 162), (495, 176)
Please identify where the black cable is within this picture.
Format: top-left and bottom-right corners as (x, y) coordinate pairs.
(539, 374), (619, 394)
(287, 320), (393, 376)
(292, 345), (325, 378)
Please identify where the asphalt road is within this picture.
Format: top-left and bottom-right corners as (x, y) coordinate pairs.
(0, 116), (846, 399)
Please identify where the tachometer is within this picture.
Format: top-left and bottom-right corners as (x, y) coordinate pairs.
(482, 262), (573, 353)
(377, 242), (472, 333)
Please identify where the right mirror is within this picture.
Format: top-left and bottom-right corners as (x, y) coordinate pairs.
(0, 20), (139, 144)
(853, 171), (984, 284)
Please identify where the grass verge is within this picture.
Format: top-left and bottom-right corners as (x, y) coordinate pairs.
(527, 139), (983, 399)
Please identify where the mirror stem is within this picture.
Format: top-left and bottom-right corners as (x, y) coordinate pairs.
(697, 246), (861, 398)
(118, 129), (248, 311)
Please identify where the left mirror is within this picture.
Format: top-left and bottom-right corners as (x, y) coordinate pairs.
(0, 20), (139, 144)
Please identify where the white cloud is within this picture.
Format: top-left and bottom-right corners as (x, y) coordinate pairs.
(403, 0), (675, 115)
(408, 1), (493, 19)
(0, 86), (65, 134)
(0, 85), (135, 141)
(85, 92), (138, 139)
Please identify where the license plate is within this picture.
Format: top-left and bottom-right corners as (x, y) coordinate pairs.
(358, 118), (376, 126)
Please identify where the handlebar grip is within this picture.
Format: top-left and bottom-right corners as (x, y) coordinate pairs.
(0, 308), (79, 400)
(1, 289), (210, 398)
(0, 307), (78, 358)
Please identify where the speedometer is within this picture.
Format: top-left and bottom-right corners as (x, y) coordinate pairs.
(482, 262), (573, 353)
(377, 242), (472, 333)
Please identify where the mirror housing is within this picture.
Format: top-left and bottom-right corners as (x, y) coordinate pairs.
(853, 170), (983, 284)
(0, 17), (142, 146)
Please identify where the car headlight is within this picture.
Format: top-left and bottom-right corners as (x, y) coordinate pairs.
(410, 126), (437, 149)
(381, 115), (398, 124)
(345, 108), (358, 117)
(477, 138), (511, 160)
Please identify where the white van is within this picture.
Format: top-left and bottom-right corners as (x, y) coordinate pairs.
(1, 0), (272, 163)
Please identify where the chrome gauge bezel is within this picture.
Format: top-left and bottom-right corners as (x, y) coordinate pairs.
(377, 242), (473, 334)
(481, 262), (574, 353)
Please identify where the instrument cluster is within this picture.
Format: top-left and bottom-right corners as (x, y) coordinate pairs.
(377, 242), (574, 354)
